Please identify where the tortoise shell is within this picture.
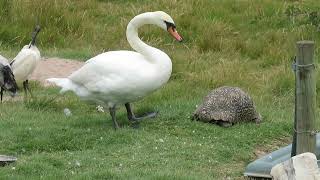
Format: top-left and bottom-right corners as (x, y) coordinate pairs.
(192, 86), (261, 126)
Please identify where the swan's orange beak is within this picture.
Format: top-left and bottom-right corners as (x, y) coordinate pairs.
(168, 27), (183, 42)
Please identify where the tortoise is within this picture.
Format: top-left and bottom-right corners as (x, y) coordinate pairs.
(192, 86), (261, 127)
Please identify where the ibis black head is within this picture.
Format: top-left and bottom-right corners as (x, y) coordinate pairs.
(30, 25), (41, 47)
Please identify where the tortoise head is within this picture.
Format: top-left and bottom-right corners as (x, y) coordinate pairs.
(191, 106), (214, 123)
(254, 113), (262, 124)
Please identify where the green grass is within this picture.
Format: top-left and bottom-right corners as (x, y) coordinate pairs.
(1, 0), (320, 179)
(0, 83), (293, 179)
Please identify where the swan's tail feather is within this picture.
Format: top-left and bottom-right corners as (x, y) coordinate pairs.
(46, 78), (74, 93)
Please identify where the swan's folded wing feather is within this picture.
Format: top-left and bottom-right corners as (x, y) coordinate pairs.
(69, 51), (154, 95)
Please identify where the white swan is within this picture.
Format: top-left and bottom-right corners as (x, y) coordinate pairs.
(0, 55), (18, 102)
(11, 25), (41, 98)
(47, 11), (182, 129)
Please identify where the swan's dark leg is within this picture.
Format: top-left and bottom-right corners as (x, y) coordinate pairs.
(0, 87), (3, 103)
(125, 103), (157, 121)
(109, 106), (120, 130)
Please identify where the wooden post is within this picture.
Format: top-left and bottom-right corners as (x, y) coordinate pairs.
(294, 41), (316, 155)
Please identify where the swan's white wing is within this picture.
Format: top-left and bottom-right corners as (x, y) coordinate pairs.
(69, 51), (157, 103)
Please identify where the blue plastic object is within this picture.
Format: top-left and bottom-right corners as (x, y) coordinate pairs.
(244, 133), (320, 178)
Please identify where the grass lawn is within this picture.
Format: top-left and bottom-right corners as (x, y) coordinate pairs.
(1, 0), (320, 179)
(0, 82), (293, 179)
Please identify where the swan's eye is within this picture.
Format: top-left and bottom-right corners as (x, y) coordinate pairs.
(164, 21), (176, 30)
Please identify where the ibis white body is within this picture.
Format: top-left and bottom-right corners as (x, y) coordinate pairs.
(11, 45), (41, 83)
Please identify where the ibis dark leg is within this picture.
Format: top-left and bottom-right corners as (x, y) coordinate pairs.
(23, 80), (28, 97)
(109, 106), (120, 130)
(125, 103), (157, 121)
(23, 80), (33, 98)
(0, 87), (3, 103)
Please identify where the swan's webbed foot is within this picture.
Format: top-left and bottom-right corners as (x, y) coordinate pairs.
(129, 111), (157, 129)
(109, 106), (120, 130)
(125, 103), (157, 124)
(127, 111), (158, 121)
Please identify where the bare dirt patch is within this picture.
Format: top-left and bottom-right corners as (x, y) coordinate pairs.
(30, 57), (84, 86)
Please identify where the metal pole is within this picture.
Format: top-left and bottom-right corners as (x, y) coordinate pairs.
(291, 56), (297, 157)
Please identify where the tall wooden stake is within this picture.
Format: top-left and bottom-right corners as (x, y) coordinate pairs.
(292, 41), (316, 155)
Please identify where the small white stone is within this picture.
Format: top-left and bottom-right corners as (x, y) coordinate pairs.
(64, 108), (72, 117)
(96, 105), (105, 113)
(75, 160), (81, 167)
(11, 167), (15, 170)
(159, 138), (164, 143)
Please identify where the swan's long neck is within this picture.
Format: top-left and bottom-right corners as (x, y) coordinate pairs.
(126, 13), (170, 64)
(126, 12), (172, 86)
